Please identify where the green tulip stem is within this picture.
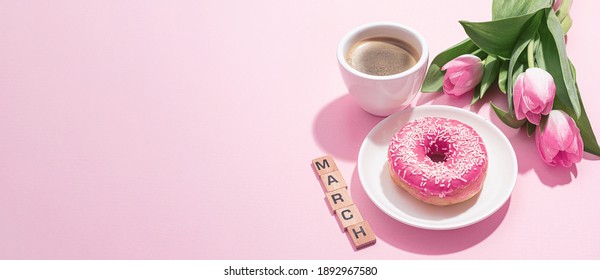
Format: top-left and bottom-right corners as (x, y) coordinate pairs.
(527, 40), (535, 68)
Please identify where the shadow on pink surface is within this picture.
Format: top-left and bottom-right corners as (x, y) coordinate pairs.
(414, 85), (499, 114)
(313, 94), (383, 161)
(413, 91), (472, 108)
(313, 92), (473, 162)
(485, 92), (579, 187)
(350, 166), (510, 255)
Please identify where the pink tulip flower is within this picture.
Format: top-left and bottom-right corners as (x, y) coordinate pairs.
(535, 110), (583, 167)
(441, 54), (484, 97)
(553, 0), (563, 12)
(513, 68), (556, 125)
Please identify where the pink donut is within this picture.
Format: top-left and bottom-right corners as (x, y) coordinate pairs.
(387, 117), (488, 206)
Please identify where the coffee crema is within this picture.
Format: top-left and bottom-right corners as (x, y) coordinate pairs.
(345, 37), (419, 76)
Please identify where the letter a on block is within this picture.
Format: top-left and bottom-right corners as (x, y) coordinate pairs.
(328, 175), (339, 185)
(311, 155), (337, 176)
(320, 170), (347, 192)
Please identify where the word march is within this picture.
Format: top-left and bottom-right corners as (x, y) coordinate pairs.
(311, 155), (376, 250)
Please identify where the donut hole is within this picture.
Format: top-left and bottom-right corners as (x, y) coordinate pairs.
(425, 139), (450, 163)
(427, 151), (447, 163)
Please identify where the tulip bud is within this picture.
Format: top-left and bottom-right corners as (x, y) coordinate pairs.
(553, 0), (563, 12)
(535, 110), (583, 167)
(513, 68), (556, 125)
(441, 54), (484, 97)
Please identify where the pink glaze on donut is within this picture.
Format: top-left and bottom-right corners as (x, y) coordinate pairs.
(387, 117), (488, 200)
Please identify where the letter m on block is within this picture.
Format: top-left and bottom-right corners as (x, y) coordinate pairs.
(312, 155), (337, 175)
(315, 159), (330, 170)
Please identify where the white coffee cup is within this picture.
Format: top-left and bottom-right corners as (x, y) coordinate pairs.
(337, 22), (429, 116)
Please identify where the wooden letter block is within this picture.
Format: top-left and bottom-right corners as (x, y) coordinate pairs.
(320, 170), (347, 192)
(325, 187), (354, 213)
(347, 221), (376, 250)
(311, 155), (337, 176)
(335, 204), (364, 229)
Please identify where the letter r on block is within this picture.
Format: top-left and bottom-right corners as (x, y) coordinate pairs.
(325, 188), (353, 213)
(331, 193), (343, 204)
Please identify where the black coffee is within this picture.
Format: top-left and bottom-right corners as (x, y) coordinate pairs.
(345, 37), (419, 76)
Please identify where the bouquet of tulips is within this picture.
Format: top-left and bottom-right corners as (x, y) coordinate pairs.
(422, 0), (598, 167)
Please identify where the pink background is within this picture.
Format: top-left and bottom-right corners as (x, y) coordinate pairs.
(1, 1), (599, 259)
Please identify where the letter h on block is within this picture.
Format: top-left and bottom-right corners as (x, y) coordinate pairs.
(347, 221), (376, 250)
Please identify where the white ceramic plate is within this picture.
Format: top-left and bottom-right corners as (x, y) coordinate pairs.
(358, 105), (517, 230)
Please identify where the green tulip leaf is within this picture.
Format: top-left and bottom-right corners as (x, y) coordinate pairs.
(421, 39), (480, 93)
(491, 102), (526, 128)
(537, 10), (580, 117)
(498, 61), (509, 94)
(511, 60), (526, 86)
(555, 0), (572, 22)
(471, 83), (483, 105)
(561, 14), (572, 33)
(492, 0), (552, 20)
(529, 32), (541, 67)
(569, 58), (577, 80)
(526, 121), (537, 137)
(471, 48), (488, 60)
(477, 54), (501, 102)
(460, 11), (542, 59)
(539, 114), (549, 133)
